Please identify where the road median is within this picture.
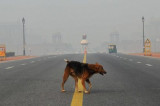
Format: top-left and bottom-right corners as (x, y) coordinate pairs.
(0, 56), (36, 63)
(129, 53), (160, 58)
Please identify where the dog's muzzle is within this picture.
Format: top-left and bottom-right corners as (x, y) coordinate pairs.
(100, 71), (107, 75)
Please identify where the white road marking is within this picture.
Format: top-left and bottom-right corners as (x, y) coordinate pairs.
(5, 66), (15, 69)
(137, 62), (142, 63)
(129, 59), (133, 61)
(123, 58), (127, 60)
(21, 64), (26, 65)
(146, 64), (152, 67)
(30, 61), (35, 63)
(48, 57), (52, 58)
(48, 56), (56, 58)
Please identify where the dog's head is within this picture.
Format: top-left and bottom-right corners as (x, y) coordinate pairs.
(95, 63), (107, 75)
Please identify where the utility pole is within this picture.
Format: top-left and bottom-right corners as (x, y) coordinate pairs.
(142, 16), (145, 53)
(22, 17), (26, 56)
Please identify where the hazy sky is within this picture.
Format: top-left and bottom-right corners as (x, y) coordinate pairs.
(0, 0), (160, 48)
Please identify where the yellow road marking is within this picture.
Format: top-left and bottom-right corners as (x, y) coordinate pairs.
(71, 53), (87, 106)
(83, 53), (87, 63)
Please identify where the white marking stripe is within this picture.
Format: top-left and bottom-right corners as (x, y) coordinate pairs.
(48, 57), (53, 58)
(30, 61), (35, 63)
(137, 62), (142, 63)
(129, 59), (133, 61)
(21, 64), (26, 65)
(5, 66), (15, 69)
(146, 64), (152, 66)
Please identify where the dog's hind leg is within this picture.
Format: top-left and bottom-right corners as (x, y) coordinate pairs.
(73, 77), (78, 92)
(86, 79), (92, 92)
(70, 72), (80, 92)
(61, 67), (70, 92)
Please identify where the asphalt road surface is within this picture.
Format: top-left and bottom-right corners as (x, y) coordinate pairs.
(0, 53), (160, 106)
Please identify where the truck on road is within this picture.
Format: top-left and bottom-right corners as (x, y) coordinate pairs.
(108, 44), (117, 53)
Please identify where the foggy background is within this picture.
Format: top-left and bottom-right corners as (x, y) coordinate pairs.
(0, 0), (160, 56)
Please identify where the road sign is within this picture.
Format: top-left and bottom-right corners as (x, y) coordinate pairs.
(0, 44), (6, 60)
(144, 39), (152, 56)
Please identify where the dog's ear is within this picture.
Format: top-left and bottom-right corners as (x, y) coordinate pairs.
(95, 63), (99, 69)
(95, 64), (100, 70)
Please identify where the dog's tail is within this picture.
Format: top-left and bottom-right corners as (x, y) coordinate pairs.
(64, 59), (69, 63)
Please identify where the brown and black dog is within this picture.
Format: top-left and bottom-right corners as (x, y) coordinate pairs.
(61, 59), (107, 94)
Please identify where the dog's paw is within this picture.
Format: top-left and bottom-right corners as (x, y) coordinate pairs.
(78, 90), (82, 92)
(84, 90), (89, 94)
(61, 90), (66, 92)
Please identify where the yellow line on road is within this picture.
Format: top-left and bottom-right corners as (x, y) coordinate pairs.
(83, 54), (87, 63)
(71, 53), (87, 106)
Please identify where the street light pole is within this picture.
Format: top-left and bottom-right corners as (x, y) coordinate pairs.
(142, 16), (145, 53)
(22, 18), (26, 56)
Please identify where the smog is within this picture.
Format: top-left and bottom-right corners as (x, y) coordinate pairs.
(0, 0), (160, 55)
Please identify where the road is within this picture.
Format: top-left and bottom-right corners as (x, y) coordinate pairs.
(0, 53), (160, 106)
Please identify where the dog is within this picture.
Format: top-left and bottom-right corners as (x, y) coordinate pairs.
(61, 59), (107, 94)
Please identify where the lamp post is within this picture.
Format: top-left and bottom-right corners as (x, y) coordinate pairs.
(22, 18), (26, 56)
(142, 16), (145, 53)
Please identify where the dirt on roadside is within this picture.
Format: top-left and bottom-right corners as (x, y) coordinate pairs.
(129, 53), (160, 58)
(0, 56), (36, 62)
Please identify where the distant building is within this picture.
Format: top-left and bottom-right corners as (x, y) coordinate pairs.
(110, 31), (119, 44)
(52, 32), (62, 44)
(118, 40), (142, 53)
(0, 22), (22, 55)
(146, 18), (160, 52)
(0, 23), (21, 45)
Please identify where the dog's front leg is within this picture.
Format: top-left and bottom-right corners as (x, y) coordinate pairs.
(86, 79), (92, 92)
(81, 79), (89, 94)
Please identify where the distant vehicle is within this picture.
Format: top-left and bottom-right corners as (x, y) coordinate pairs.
(108, 44), (117, 53)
